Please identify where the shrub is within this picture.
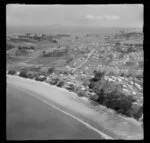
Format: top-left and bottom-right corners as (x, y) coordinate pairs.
(49, 78), (60, 85)
(96, 89), (106, 104)
(66, 57), (73, 64)
(26, 73), (34, 79)
(57, 81), (65, 87)
(76, 89), (86, 97)
(35, 76), (47, 82)
(88, 92), (99, 101)
(126, 95), (136, 103)
(89, 78), (118, 96)
(25, 72), (40, 79)
(8, 70), (16, 75)
(88, 70), (138, 118)
(19, 70), (28, 78)
(116, 98), (133, 115)
(133, 106), (143, 120)
(48, 67), (55, 74)
(128, 104), (143, 120)
(93, 71), (105, 82)
(65, 84), (75, 92)
(104, 92), (134, 116)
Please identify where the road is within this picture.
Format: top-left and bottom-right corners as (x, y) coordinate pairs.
(6, 75), (143, 140)
(7, 85), (103, 140)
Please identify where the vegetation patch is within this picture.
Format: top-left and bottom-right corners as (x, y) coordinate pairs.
(8, 70), (16, 75)
(88, 70), (141, 120)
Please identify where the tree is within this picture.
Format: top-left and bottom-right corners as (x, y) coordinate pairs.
(93, 71), (105, 81)
(96, 89), (106, 104)
(89, 77), (111, 95)
(88, 70), (137, 117)
(133, 106), (143, 120)
(77, 90), (86, 97)
(89, 71), (105, 89)
(104, 91), (135, 116)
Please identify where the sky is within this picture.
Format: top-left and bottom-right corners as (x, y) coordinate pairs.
(6, 4), (143, 28)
